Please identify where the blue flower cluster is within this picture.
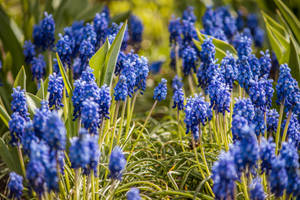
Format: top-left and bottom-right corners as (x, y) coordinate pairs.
(33, 12), (55, 51)
(283, 114), (300, 149)
(48, 73), (64, 110)
(249, 178), (265, 200)
(276, 64), (300, 113)
(56, 34), (73, 67)
(220, 52), (238, 89)
(259, 138), (276, 175)
(172, 88), (184, 111)
(126, 188), (141, 200)
(93, 10), (109, 47)
(207, 76), (231, 114)
(184, 94), (212, 140)
(33, 100), (50, 139)
(153, 78), (168, 101)
(233, 98), (255, 122)
(249, 78), (274, 111)
(129, 15), (144, 46)
(182, 45), (198, 75)
(109, 146), (126, 180)
(114, 75), (128, 101)
(31, 54), (46, 81)
(11, 87), (30, 121)
(69, 130), (100, 175)
(81, 100), (100, 135)
(23, 40), (36, 64)
(212, 151), (238, 200)
(8, 172), (23, 199)
(266, 109), (279, 133)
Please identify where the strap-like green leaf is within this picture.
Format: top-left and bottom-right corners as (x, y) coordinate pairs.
(56, 53), (73, 94)
(274, 0), (300, 43)
(36, 77), (49, 99)
(0, 138), (22, 174)
(13, 66), (26, 90)
(103, 21), (127, 87)
(261, 11), (286, 36)
(265, 23), (285, 64)
(0, 104), (11, 128)
(89, 39), (110, 86)
(26, 92), (42, 115)
(288, 36), (300, 85)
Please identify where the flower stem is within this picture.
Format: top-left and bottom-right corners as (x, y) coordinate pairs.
(174, 44), (182, 78)
(127, 100), (157, 162)
(275, 102), (284, 155)
(117, 99), (127, 144)
(177, 109), (185, 152)
(188, 74), (195, 94)
(264, 111), (267, 139)
(223, 114), (229, 151)
(241, 173), (249, 200)
(199, 125), (210, 176)
(281, 109), (292, 144)
(91, 171), (95, 200)
(17, 146), (26, 177)
(48, 51), (52, 75)
(108, 102), (120, 159)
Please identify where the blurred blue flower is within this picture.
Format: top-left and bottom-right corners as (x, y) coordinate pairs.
(126, 187), (141, 200)
(109, 146), (126, 180)
(48, 73), (64, 110)
(31, 54), (46, 81)
(172, 88), (184, 111)
(249, 177), (265, 200)
(8, 172), (23, 199)
(168, 16), (182, 45)
(23, 40), (36, 64)
(69, 130), (90, 169)
(182, 45), (198, 75)
(83, 135), (100, 175)
(269, 157), (288, 197)
(114, 75), (128, 101)
(259, 137), (276, 175)
(9, 113), (25, 146)
(33, 100), (50, 139)
(220, 52), (237, 89)
(212, 151), (238, 200)
(21, 122), (38, 155)
(94, 12), (109, 47)
(153, 78), (167, 101)
(172, 75), (183, 90)
(56, 34), (73, 68)
(42, 112), (66, 151)
(231, 115), (248, 141)
(129, 15), (144, 45)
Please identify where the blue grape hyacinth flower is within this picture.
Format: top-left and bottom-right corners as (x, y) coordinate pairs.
(220, 52), (237, 89)
(33, 100), (50, 139)
(69, 130), (90, 169)
(153, 78), (167, 101)
(168, 16), (182, 45)
(114, 75), (128, 101)
(93, 12), (109, 47)
(9, 113), (26, 146)
(81, 99), (100, 135)
(126, 187), (141, 200)
(172, 75), (183, 91)
(129, 15), (144, 45)
(11, 86), (30, 121)
(212, 151), (238, 200)
(40, 12), (55, 50)
(259, 137), (276, 175)
(83, 135), (100, 175)
(8, 172), (23, 199)
(172, 88), (184, 111)
(109, 146), (127, 180)
(249, 177), (265, 200)
(231, 115), (248, 141)
(182, 45), (198, 76)
(266, 109), (279, 133)
(23, 40), (36, 64)
(269, 157), (288, 197)
(42, 112), (66, 151)
(233, 98), (255, 123)
(56, 34), (73, 68)
(31, 54), (46, 81)
(48, 73), (64, 110)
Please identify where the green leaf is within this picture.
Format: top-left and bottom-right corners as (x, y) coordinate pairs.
(13, 66), (26, 90)
(0, 138), (21, 174)
(103, 21), (127, 87)
(36, 77), (49, 99)
(261, 11), (286, 36)
(265, 24), (286, 64)
(0, 104), (11, 128)
(274, 0), (300, 43)
(26, 92), (42, 115)
(89, 39), (110, 85)
(0, 6), (24, 76)
(56, 53), (73, 94)
(195, 30), (237, 61)
(288, 36), (300, 86)
(111, 11), (131, 24)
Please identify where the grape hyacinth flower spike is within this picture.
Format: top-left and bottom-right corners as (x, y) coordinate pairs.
(8, 172), (23, 199)
(11, 86), (30, 121)
(114, 75), (128, 101)
(48, 73), (64, 110)
(31, 54), (46, 82)
(126, 187), (141, 200)
(109, 146), (126, 180)
(153, 78), (167, 102)
(23, 40), (36, 64)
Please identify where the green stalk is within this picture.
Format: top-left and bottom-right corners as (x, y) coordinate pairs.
(188, 75), (195, 94)
(281, 110), (292, 144)
(17, 146), (26, 177)
(108, 102), (120, 159)
(82, 176), (86, 200)
(275, 102), (285, 155)
(174, 44), (182, 78)
(223, 114), (229, 151)
(177, 109), (185, 152)
(192, 136), (214, 196)
(211, 111), (220, 147)
(241, 173), (249, 200)
(199, 125), (210, 176)
(91, 171), (95, 200)
(117, 99), (127, 144)
(74, 169), (80, 200)
(127, 100), (157, 162)
(264, 111), (267, 139)
(124, 97), (132, 140)
(48, 51), (52, 75)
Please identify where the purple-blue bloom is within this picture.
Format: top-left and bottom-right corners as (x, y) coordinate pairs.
(172, 75), (183, 91)
(172, 88), (184, 111)
(109, 146), (126, 180)
(259, 137), (276, 175)
(237, 56), (253, 91)
(83, 135), (100, 175)
(220, 52), (238, 89)
(266, 109), (279, 133)
(269, 157), (288, 197)
(33, 100), (50, 139)
(81, 99), (100, 135)
(40, 12), (55, 50)
(8, 172), (23, 199)
(56, 34), (73, 68)
(94, 12), (109, 47)
(98, 84), (111, 120)
(9, 113), (26, 146)
(212, 151), (238, 200)
(249, 177), (265, 200)
(182, 45), (198, 75)
(48, 73), (64, 110)
(69, 130), (90, 169)
(11, 86), (30, 121)
(129, 15), (144, 45)
(23, 40), (36, 64)
(168, 16), (182, 45)
(233, 98), (255, 122)
(114, 75), (128, 101)
(231, 115), (248, 141)
(31, 54), (46, 81)
(153, 78), (167, 101)
(126, 187), (141, 200)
